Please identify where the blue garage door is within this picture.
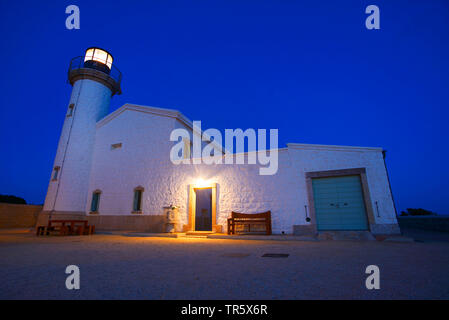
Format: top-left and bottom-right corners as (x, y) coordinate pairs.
(312, 175), (369, 231)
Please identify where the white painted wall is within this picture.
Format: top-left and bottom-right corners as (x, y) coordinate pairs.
(86, 107), (179, 215)
(43, 79), (112, 213)
(287, 144), (398, 226)
(167, 151), (302, 234)
(85, 105), (398, 234)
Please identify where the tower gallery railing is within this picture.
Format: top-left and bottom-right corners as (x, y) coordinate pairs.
(68, 56), (122, 86)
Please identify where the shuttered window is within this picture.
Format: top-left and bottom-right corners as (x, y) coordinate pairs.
(133, 189), (142, 212)
(91, 192), (101, 212)
(67, 104), (74, 117)
(52, 166), (60, 181)
(183, 137), (191, 159)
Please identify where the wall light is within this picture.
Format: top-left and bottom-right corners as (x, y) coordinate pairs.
(194, 178), (210, 188)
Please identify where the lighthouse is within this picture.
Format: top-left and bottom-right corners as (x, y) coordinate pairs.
(42, 48), (122, 217)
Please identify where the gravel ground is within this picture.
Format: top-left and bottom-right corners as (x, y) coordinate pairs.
(0, 229), (448, 300)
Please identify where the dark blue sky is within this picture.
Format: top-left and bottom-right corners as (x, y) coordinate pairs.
(0, 1), (448, 214)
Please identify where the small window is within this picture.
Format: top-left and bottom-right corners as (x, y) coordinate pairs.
(183, 137), (192, 159)
(133, 186), (144, 213)
(52, 166), (60, 181)
(90, 190), (101, 213)
(111, 143), (122, 150)
(67, 104), (75, 117)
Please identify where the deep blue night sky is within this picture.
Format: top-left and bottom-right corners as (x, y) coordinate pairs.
(0, 1), (448, 214)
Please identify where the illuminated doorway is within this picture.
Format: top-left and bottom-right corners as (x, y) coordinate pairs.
(194, 188), (212, 231)
(187, 183), (218, 232)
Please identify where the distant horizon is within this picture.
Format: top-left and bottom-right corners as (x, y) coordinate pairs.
(1, 193), (448, 217)
(1, 1), (448, 214)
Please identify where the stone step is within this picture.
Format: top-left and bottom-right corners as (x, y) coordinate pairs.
(182, 235), (208, 239)
(185, 231), (214, 236)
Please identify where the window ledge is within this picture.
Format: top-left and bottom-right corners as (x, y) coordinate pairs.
(89, 211), (99, 215)
(131, 211), (143, 215)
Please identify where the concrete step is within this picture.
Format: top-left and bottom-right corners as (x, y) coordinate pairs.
(182, 235), (208, 239)
(181, 235), (207, 239)
(182, 231), (215, 239)
(207, 234), (317, 241)
(185, 231), (214, 235)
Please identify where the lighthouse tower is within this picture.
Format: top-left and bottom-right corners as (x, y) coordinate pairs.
(43, 48), (122, 217)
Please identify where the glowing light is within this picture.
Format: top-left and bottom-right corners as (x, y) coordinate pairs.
(84, 48), (113, 69)
(194, 178), (210, 188)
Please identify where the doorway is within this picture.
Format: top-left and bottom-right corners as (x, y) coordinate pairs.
(194, 188), (212, 231)
(187, 183), (218, 232)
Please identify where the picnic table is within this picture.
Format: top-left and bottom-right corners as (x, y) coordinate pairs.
(36, 219), (95, 236)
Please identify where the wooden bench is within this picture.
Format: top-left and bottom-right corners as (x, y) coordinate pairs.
(227, 211), (272, 235)
(36, 220), (95, 236)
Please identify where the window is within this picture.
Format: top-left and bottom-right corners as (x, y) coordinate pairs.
(90, 190), (101, 213)
(183, 137), (192, 159)
(84, 48), (113, 69)
(132, 186), (144, 213)
(111, 143), (122, 150)
(52, 166), (60, 181)
(67, 104), (74, 117)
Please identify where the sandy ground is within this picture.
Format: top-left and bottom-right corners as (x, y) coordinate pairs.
(0, 228), (448, 300)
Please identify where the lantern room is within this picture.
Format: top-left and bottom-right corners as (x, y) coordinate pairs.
(83, 47), (113, 74)
(68, 47), (122, 95)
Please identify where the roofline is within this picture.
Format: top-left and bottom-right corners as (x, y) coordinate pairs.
(96, 105), (383, 155)
(287, 143), (383, 152)
(97, 103), (191, 128)
(96, 103), (225, 153)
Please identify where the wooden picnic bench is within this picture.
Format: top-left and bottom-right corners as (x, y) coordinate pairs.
(36, 220), (95, 236)
(227, 211), (272, 235)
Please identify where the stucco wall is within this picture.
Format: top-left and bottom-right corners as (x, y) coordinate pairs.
(43, 79), (112, 213)
(288, 144), (398, 226)
(84, 106), (398, 234)
(0, 203), (42, 228)
(170, 151), (302, 234)
(86, 107), (180, 216)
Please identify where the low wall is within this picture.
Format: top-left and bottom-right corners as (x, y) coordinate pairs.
(0, 203), (43, 229)
(88, 215), (166, 232)
(397, 216), (449, 233)
(37, 211), (166, 232)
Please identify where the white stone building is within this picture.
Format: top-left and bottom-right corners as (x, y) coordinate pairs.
(40, 48), (400, 236)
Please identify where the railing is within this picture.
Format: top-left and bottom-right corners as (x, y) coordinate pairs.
(68, 56), (122, 85)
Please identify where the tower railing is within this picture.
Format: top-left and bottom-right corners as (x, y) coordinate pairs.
(68, 56), (122, 86)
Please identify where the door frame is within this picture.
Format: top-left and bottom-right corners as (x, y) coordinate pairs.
(305, 168), (376, 232)
(186, 183), (218, 232)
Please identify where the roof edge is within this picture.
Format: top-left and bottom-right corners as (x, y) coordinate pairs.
(287, 143), (383, 152)
(96, 103), (192, 129)
(96, 103), (225, 153)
